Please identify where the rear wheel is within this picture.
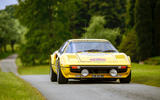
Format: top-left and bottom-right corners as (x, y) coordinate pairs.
(120, 71), (131, 83)
(50, 65), (57, 82)
(57, 62), (68, 84)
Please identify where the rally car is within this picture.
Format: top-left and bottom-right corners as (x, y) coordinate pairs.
(50, 39), (131, 84)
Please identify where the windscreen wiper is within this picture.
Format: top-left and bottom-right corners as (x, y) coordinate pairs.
(83, 49), (102, 52)
(103, 50), (116, 52)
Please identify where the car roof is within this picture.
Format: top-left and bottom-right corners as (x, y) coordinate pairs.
(68, 39), (109, 42)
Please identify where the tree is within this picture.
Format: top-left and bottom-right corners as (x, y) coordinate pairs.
(125, 0), (136, 31)
(119, 29), (138, 61)
(135, 0), (160, 61)
(82, 16), (120, 45)
(135, 0), (153, 61)
(88, 0), (122, 29)
(15, 0), (129, 64)
(70, 0), (91, 38)
(16, 0), (81, 65)
(153, 0), (160, 56)
(0, 11), (20, 52)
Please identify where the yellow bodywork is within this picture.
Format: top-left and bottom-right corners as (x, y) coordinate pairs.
(51, 39), (131, 79)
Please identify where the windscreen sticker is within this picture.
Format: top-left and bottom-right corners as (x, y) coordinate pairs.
(80, 53), (108, 56)
(90, 58), (106, 62)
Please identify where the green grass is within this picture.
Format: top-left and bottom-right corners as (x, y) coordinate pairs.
(16, 58), (49, 75)
(0, 70), (46, 100)
(132, 63), (160, 87)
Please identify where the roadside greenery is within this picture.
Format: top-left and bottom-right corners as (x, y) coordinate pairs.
(0, 70), (45, 100)
(119, 29), (138, 61)
(14, 0), (127, 65)
(132, 63), (160, 87)
(16, 58), (49, 75)
(0, 51), (13, 60)
(0, 5), (24, 53)
(0, 44), (19, 59)
(82, 16), (120, 45)
(144, 56), (160, 65)
(0, 0), (159, 65)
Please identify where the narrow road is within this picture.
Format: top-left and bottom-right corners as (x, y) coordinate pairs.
(0, 54), (18, 75)
(1, 55), (160, 100)
(21, 75), (160, 100)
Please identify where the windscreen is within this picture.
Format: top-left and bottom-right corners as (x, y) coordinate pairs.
(65, 41), (118, 53)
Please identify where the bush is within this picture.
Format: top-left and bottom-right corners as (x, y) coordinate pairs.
(18, 44), (36, 65)
(119, 29), (138, 62)
(82, 16), (120, 45)
(144, 56), (160, 65)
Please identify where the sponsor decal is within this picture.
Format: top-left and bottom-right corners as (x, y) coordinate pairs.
(90, 58), (106, 62)
(81, 53), (108, 56)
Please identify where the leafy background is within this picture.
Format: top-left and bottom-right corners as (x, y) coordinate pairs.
(0, 0), (160, 65)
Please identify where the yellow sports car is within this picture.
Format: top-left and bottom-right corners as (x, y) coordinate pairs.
(50, 39), (131, 84)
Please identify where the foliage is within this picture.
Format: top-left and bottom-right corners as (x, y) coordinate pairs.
(144, 56), (160, 65)
(16, 0), (85, 65)
(153, 0), (160, 56)
(82, 16), (120, 45)
(135, 0), (160, 61)
(0, 11), (19, 52)
(132, 63), (160, 87)
(119, 29), (138, 61)
(14, 0), (129, 65)
(69, 0), (90, 38)
(120, 0), (160, 62)
(135, 0), (152, 61)
(88, 0), (126, 29)
(0, 5), (23, 53)
(13, 0), (160, 64)
(125, 0), (136, 31)
(0, 51), (13, 60)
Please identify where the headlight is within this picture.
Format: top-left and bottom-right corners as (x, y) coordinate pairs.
(81, 69), (89, 76)
(109, 69), (117, 77)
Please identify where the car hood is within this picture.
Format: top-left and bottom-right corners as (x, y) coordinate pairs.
(61, 52), (131, 66)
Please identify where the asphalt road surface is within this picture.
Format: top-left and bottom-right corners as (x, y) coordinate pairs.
(0, 54), (18, 75)
(1, 55), (160, 100)
(21, 75), (160, 100)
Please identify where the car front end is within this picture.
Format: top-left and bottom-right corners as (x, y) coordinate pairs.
(60, 53), (131, 80)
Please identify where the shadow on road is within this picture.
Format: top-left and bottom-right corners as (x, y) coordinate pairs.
(67, 79), (120, 84)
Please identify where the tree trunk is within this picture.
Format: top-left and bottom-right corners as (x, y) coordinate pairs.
(11, 40), (16, 52)
(11, 43), (14, 52)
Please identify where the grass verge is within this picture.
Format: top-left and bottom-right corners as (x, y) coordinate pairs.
(16, 58), (49, 75)
(132, 63), (160, 87)
(0, 70), (46, 100)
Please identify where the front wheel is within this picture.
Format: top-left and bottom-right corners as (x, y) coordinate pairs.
(120, 71), (131, 83)
(50, 65), (57, 82)
(57, 62), (68, 84)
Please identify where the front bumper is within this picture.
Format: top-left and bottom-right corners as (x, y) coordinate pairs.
(61, 65), (131, 79)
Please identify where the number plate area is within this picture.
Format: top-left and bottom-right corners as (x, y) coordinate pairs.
(92, 75), (104, 78)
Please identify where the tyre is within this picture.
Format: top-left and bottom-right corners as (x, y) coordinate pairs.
(50, 65), (57, 82)
(120, 71), (131, 83)
(57, 61), (68, 84)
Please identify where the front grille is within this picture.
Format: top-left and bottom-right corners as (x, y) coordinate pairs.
(70, 66), (127, 73)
